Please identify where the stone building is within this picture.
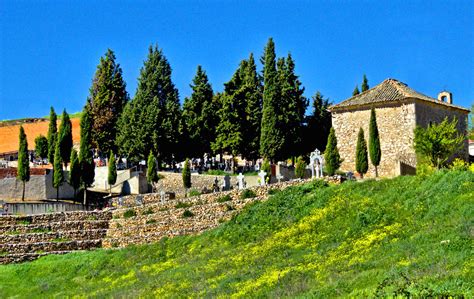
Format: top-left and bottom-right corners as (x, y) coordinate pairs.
(330, 78), (469, 177)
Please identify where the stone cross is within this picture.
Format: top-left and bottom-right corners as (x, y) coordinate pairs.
(237, 173), (246, 190)
(222, 175), (231, 191)
(118, 196), (123, 207)
(160, 190), (165, 203)
(135, 195), (144, 206)
(276, 174), (284, 183)
(258, 170), (267, 186)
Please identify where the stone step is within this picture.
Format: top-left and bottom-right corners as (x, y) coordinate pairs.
(0, 250), (80, 264)
(0, 211), (112, 227)
(0, 220), (110, 234)
(0, 229), (108, 244)
(0, 239), (102, 255)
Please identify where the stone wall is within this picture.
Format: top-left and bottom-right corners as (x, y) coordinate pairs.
(332, 101), (417, 177)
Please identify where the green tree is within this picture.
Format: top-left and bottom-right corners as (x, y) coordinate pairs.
(361, 74), (369, 92)
(87, 49), (128, 155)
(117, 45), (180, 164)
(34, 135), (48, 160)
(369, 108), (382, 177)
(352, 85), (360, 96)
(304, 91), (332, 153)
(469, 104), (474, 140)
(355, 128), (369, 178)
(414, 117), (465, 169)
(324, 127), (342, 176)
(17, 126), (30, 201)
(182, 158), (191, 196)
(261, 158), (271, 183)
(147, 151), (159, 192)
(182, 65), (217, 159)
(108, 151), (117, 195)
(79, 107), (95, 205)
(53, 142), (64, 200)
(294, 156), (307, 179)
(69, 149), (81, 198)
(47, 107), (57, 164)
(58, 110), (73, 168)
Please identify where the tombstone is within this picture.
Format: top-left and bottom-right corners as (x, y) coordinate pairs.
(310, 148), (324, 178)
(160, 190), (166, 203)
(346, 171), (354, 181)
(0, 200), (5, 215)
(135, 195), (144, 206)
(237, 173), (246, 190)
(118, 196), (124, 207)
(213, 177), (220, 192)
(258, 170), (267, 186)
(276, 174), (284, 183)
(222, 175), (231, 191)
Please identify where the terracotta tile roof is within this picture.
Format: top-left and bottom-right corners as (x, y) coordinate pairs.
(331, 78), (470, 112)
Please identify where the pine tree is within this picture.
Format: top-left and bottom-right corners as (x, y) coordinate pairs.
(324, 127), (342, 176)
(58, 110), (73, 168)
(107, 151), (117, 195)
(361, 75), (369, 92)
(294, 156), (307, 179)
(34, 135), (48, 160)
(369, 108), (381, 177)
(69, 149), (80, 198)
(79, 107), (95, 205)
(117, 45), (180, 164)
(87, 49), (128, 155)
(182, 65), (216, 159)
(352, 85), (360, 96)
(304, 91), (332, 153)
(53, 142), (64, 200)
(47, 107), (57, 164)
(17, 126), (30, 201)
(182, 158), (191, 196)
(147, 151), (159, 192)
(260, 38), (284, 162)
(355, 127), (369, 178)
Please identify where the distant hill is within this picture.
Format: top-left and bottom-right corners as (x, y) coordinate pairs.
(0, 170), (472, 297)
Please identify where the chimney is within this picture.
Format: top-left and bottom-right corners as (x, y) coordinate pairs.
(438, 91), (452, 104)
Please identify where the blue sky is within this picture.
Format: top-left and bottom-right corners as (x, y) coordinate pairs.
(0, 0), (473, 120)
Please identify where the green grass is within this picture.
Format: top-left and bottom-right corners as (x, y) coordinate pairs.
(240, 189), (256, 199)
(174, 202), (193, 209)
(122, 209), (137, 219)
(0, 170), (472, 297)
(217, 194), (232, 203)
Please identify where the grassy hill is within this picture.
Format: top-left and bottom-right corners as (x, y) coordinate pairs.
(0, 170), (472, 297)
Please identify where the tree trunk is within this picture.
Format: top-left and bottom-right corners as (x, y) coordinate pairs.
(83, 188), (87, 206)
(22, 181), (25, 201)
(375, 166), (378, 178)
(56, 187), (59, 201)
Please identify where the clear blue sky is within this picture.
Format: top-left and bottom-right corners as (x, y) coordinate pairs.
(1, 0), (473, 120)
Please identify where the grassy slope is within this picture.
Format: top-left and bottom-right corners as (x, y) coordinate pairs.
(0, 170), (472, 298)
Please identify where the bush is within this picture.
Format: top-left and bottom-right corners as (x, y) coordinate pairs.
(294, 156), (307, 179)
(450, 158), (468, 171)
(470, 163), (474, 173)
(217, 195), (232, 203)
(416, 161), (436, 177)
(225, 204), (235, 211)
(123, 209), (137, 219)
(175, 202), (193, 209)
(240, 189), (256, 199)
(188, 189), (201, 197)
(146, 219), (157, 224)
(268, 188), (280, 195)
(142, 208), (154, 215)
(182, 209), (194, 218)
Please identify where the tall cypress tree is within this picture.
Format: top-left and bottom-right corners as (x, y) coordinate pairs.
(58, 110), (73, 168)
(182, 65), (216, 159)
(87, 49), (128, 155)
(79, 107), (95, 205)
(361, 74), (369, 92)
(17, 126), (30, 201)
(107, 151), (117, 195)
(117, 45), (180, 164)
(355, 127), (369, 178)
(53, 142), (63, 200)
(182, 158), (191, 196)
(352, 85), (360, 96)
(324, 127), (342, 176)
(147, 151), (159, 192)
(304, 91), (332, 153)
(369, 108), (381, 177)
(69, 149), (80, 198)
(47, 107), (57, 164)
(260, 38), (284, 162)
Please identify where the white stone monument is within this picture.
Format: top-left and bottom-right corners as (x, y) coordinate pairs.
(310, 149), (324, 178)
(237, 173), (246, 190)
(258, 170), (267, 186)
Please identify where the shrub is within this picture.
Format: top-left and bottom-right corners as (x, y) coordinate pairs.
(225, 204), (235, 211)
(450, 158), (468, 171)
(142, 208), (154, 215)
(268, 188), (280, 195)
(188, 189), (201, 197)
(240, 189), (256, 199)
(294, 156), (307, 179)
(217, 195), (232, 203)
(470, 163), (474, 173)
(175, 202), (193, 209)
(146, 219), (157, 224)
(123, 209), (137, 219)
(416, 161), (436, 177)
(182, 209), (194, 218)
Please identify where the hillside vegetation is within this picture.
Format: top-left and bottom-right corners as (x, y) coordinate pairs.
(0, 170), (472, 297)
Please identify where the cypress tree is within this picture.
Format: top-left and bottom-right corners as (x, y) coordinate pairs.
(17, 126), (30, 201)
(261, 158), (271, 183)
(260, 38), (284, 162)
(182, 65), (216, 159)
(355, 127), (369, 178)
(79, 107), (95, 205)
(294, 156), (306, 179)
(58, 110), (73, 168)
(107, 151), (117, 195)
(369, 108), (381, 177)
(182, 158), (191, 196)
(53, 142), (64, 200)
(69, 149), (80, 198)
(324, 127), (342, 176)
(361, 74), (369, 92)
(87, 49), (128, 155)
(47, 107), (57, 164)
(34, 135), (48, 160)
(147, 151), (159, 192)
(352, 85), (360, 96)
(304, 91), (332, 153)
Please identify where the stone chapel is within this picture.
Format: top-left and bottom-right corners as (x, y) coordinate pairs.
(330, 78), (469, 177)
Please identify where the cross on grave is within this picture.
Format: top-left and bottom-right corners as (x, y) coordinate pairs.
(258, 170), (267, 186)
(222, 175), (231, 191)
(118, 196), (124, 207)
(276, 174), (284, 183)
(135, 195), (144, 206)
(237, 173), (246, 190)
(160, 190), (166, 203)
